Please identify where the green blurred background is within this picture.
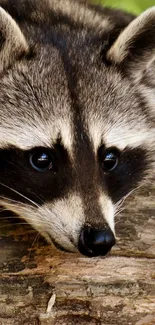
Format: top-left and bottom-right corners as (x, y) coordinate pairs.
(94, 0), (155, 14)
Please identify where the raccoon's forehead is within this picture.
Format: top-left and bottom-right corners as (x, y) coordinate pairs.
(0, 51), (74, 150)
(78, 67), (154, 151)
(0, 53), (152, 152)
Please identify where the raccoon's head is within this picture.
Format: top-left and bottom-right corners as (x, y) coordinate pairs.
(0, 2), (154, 257)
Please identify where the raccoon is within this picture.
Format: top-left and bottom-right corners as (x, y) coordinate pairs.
(0, 0), (154, 257)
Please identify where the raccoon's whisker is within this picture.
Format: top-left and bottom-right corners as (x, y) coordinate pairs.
(0, 191), (45, 210)
(0, 211), (29, 221)
(0, 223), (29, 229)
(0, 215), (22, 220)
(114, 184), (143, 219)
(0, 183), (40, 208)
(0, 196), (31, 206)
(115, 207), (125, 217)
(0, 213), (43, 224)
(0, 207), (15, 213)
(30, 193), (44, 205)
(28, 232), (40, 260)
(114, 220), (123, 226)
(114, 184), (142, 209)
(0, 203), (51, 227)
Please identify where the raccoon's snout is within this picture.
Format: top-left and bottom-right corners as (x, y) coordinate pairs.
(78, 226), (116, 257)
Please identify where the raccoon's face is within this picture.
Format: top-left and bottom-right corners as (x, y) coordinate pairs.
(0, 3), (154, 257)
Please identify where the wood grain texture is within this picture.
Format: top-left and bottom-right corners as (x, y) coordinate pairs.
(0, 185), (154, 325)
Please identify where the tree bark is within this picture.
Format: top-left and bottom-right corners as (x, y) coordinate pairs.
(0, 185), (155, 325)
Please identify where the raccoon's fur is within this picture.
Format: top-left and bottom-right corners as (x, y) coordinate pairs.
(0, 0), (154, 256)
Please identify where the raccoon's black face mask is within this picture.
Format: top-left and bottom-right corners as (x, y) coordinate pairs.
(0, 0), (154, 257)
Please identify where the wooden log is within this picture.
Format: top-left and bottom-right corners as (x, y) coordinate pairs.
(0, 185), (155, 325)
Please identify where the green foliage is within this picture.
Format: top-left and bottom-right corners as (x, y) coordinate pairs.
(95, 0), (155, 14)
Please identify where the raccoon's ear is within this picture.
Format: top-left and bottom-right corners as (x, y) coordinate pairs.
(107, 7), (155, 76)
(0, 6), (29, 72)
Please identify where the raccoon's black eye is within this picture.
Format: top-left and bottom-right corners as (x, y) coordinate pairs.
(29, 149), (53, 172)
(102, 148), (119, 172)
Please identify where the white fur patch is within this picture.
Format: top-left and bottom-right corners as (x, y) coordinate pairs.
(99, 194), (115, 234)
(0, 191), (116, 250)
(0, 117), (73, 153)
(0, 194), (84, 252)
(103, 125), (154, 150)
(41, 194), (85, 251)
(88, 118), (154, 153)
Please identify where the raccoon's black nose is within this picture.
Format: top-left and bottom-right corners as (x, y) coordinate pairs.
(78, 227), (116, 257)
